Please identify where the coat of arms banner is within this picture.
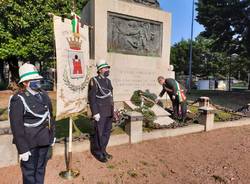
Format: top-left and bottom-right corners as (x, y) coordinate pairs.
(53, 15), (90, 120)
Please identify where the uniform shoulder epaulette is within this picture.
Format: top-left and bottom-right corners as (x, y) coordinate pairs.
(10, 93), (22, 101)
(90, 77), (96, 87)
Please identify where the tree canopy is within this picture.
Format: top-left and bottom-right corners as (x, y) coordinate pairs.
(196, 0), (250, 57)
(171, 36), (228, 79)
(0, 0), (88, 82)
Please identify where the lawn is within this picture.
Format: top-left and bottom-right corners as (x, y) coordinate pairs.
(187, 90), (250, 110)
(55, 116), (125, 139)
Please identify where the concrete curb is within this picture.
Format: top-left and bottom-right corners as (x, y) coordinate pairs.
(213, 118), (250, 130)
(53, 134), (130, 156)
(142, 124), (205, 141)
(0, 121), (11, 135)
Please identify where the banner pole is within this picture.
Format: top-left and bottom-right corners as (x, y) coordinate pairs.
(59, 117), (80, 179)
(68, 118), (73, 170)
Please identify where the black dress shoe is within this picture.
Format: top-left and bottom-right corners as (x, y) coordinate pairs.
(104, 152), (113, 160)
(97, 156), (108, 163)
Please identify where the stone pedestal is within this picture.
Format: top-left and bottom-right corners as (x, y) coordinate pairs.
(199, 106), (215, 131)
(199, 96), (210, 107)
(82, 0), (173, 102)
(124, 111), (143, 143)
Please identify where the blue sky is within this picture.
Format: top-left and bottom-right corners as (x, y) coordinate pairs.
(159, 0), (204, 44)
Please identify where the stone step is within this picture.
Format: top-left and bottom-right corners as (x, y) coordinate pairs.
(154, 116), (174, 126)
(150, 104), (171, 116)
(124, 101), (138, 110)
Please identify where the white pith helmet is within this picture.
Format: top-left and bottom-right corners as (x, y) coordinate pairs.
(96, 59), (110, 71)
(19, 63), (43, 83)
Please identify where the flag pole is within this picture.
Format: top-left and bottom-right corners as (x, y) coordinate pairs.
(59, 117), (80, 179)
(188, 0), (195, 92)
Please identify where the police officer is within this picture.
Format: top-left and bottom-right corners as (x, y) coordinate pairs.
(9, 63), (56, 184)
(88, 59), (114, 163)
(156, 76), (187, 121)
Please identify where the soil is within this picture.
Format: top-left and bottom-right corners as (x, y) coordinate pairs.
(1, 125), (250, 184)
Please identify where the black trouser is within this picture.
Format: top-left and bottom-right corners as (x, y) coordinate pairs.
(20, 146), (50, 184)
(90, 116), (112, 159)
(172, 99), (187, 121)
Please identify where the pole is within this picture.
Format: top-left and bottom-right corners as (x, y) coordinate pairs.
(68, 118), (73, 170)
(59, 118), (80, 179)
(248, 73), (250, 90)
(229, 59), (231, 91)
(188, 0), (195, 92)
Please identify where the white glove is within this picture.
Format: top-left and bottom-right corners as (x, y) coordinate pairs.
(155, 97), (160, 103)
(93, 113), (100, 122)
(51, 138), (56, 146)
(172, 95), (176, 100)
(19, 151), (31, 162)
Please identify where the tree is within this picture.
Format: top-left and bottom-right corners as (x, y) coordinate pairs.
(170, 36), (228, 79)
(0, 0), (89, 83)
(196, 0), (250, 87)
(196, 0), (250, 55)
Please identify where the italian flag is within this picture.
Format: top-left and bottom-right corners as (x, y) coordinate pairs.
(175, 81), (186, 102)
(71, 13), (81, 34)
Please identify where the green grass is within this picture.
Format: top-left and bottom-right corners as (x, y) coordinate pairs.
(214, 110), (233, 122)
(56, 116), (125, 138)
(0, 82), (8, 90)
(189, 105), (239, 123)
(0, 108), (8, 121)
(232, 81), (248, 88)
(187, 90), (250, 110)
(55, 116), (92, 138)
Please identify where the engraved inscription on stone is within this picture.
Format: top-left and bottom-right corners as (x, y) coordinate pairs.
(107, 12), (163, 57)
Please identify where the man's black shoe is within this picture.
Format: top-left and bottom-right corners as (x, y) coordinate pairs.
(104, 153), (113, 160)
(97, 156), (108, 163)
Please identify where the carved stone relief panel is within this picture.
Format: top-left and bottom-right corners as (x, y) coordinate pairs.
(107, 12), (163, 57)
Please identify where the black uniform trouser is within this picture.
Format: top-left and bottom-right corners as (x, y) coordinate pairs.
(90, 116), (112, 159)
(172, 99), (187, 121)
(20, 146), (50, 184)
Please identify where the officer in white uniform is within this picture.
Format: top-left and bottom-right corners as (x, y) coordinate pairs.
(9, 63), (56, 184)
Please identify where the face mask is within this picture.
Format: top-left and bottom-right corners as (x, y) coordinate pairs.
(29, 80), (42, 91)
(104, 71), (110, 77)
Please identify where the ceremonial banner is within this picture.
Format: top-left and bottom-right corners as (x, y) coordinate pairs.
(53, 15), (90, 120)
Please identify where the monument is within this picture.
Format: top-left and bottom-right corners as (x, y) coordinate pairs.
(82, 0), (174, 102)
(132, 0), (160, 8)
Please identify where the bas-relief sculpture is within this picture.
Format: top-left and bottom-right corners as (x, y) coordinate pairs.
(107, 12), (163, 57)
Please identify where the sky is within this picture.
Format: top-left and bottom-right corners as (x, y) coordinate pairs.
(159, 0), (204, 45)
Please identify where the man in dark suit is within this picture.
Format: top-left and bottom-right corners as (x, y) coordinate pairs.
(157, 76), (187, 121)
(9, 63), (56, 184)
(88, 59), (114, 163)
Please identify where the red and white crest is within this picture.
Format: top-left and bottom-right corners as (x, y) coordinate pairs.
(68, 50), (86, 79)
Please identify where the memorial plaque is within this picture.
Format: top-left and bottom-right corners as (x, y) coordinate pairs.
(107, 12), (163, 57)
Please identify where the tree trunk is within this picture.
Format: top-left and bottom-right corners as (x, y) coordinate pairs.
(8, 57), (19, 83)
(0, 61), (6, 83)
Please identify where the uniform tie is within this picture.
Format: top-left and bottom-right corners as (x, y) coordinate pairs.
(35, 93), (43, 102)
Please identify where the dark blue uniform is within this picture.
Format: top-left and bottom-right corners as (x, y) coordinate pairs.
(9, 89), (55, 184)
(88, 75), (114, 161)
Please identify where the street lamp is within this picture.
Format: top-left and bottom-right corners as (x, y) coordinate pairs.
(229, 53), (238, 91)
